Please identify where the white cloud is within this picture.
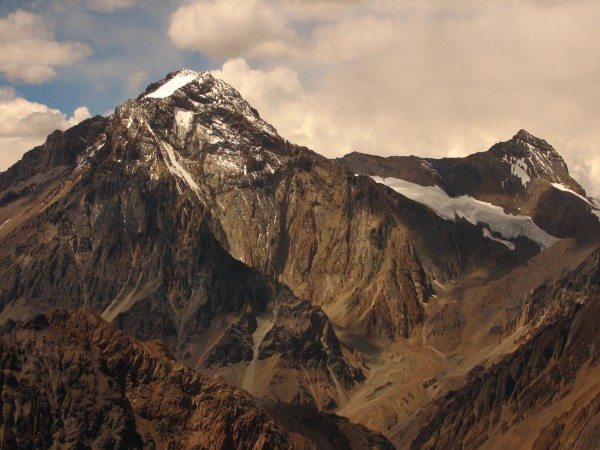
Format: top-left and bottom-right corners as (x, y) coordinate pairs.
(212, 59), (337, 152)
(560, 142), (600, 199)
(0, 9), (91, 83)
(0, 87), (91, 170)
(168, 0), (300, 59)
(191, 1), (600, 197)
(69, 106), (92, 125)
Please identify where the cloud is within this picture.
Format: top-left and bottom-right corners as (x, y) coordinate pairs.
(560, 142), (600, 199)
(212, 58), (322, 144)
(195, 1), (600, 197)
(0, 87), (91, 170)
(168, 0), (299, 59)
(126, 69), (148, 93)
(0, 9), (91, 83)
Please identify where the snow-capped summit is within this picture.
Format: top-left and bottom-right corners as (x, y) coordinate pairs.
(492, 129), (573, 191)
(144, 69), (202, 99)
(337, 129), (600, 239)
(138, 69), (278, 142)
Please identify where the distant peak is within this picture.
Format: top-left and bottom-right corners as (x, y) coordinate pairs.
(514, 129), (536, 141)
(511, 129), (553, 152)
(489, 129), (579, 189)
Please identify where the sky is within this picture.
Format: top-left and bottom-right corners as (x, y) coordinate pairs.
(1, 0), (599, 197)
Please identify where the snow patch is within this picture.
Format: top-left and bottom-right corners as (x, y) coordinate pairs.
(159, 140), (201, 198)
(482, 227), (515, 250)
(552, 183), (600, 222)
(372, 176), (559, 250)
(74, 134), (106, 170)
(88, 141), (104, 158)
(503, 155), (530, 186)
(174, 108), (194, 130)
(196, 124), (220, 144)
(145, 70), (198, 99)
(205, 151), (245, 173)
(551, 183), (593, 206)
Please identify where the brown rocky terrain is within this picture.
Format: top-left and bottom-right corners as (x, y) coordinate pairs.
(0, 308), (393, 449)
(0, 71), (439, 347)
(0, 72), (377, 409)
(394, 248), (600, 449)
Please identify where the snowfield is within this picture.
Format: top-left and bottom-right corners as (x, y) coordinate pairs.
(371, 176), (560, 250)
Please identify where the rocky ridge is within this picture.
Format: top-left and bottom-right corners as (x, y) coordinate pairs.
(0, 69), (469, 414)
(0, 71), (371, 409)
(0, 69), (444, 346)
(0, 308), (393, 449)
(394, 248), (600, 449)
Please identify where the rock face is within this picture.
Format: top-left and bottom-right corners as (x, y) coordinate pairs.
(336, 130), (600, 240)
(0, 308), (394, 449)
(395, 249), (600, 449)
(1, 71), (553, 360)
(0, 164), (362, 411)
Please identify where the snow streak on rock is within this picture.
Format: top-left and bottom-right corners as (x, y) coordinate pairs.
(552, 183), (600, 222)
(503, 155), (531, 187)
(160, 140), (201, 198)
(145, 69), (199, 99)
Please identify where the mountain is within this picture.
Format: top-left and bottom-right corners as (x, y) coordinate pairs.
(1, 70), (515, 344)
(336, 130), (600, 240)
(0, 71), (372, 411)
(0, 68), (599, 449)
(0, 308), (393, 449)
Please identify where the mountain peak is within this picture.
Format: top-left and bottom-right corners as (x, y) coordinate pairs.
(483, 129), (576, 188)
(142, 69), (212, 99)
(137, 70), (278, 136)
(514, 128), (539, 143)
(102, 68), (285, 196)
(511, 129), (555, 155)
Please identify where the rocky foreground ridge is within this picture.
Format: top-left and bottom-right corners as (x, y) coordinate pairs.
(0, 308), (393, 449)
